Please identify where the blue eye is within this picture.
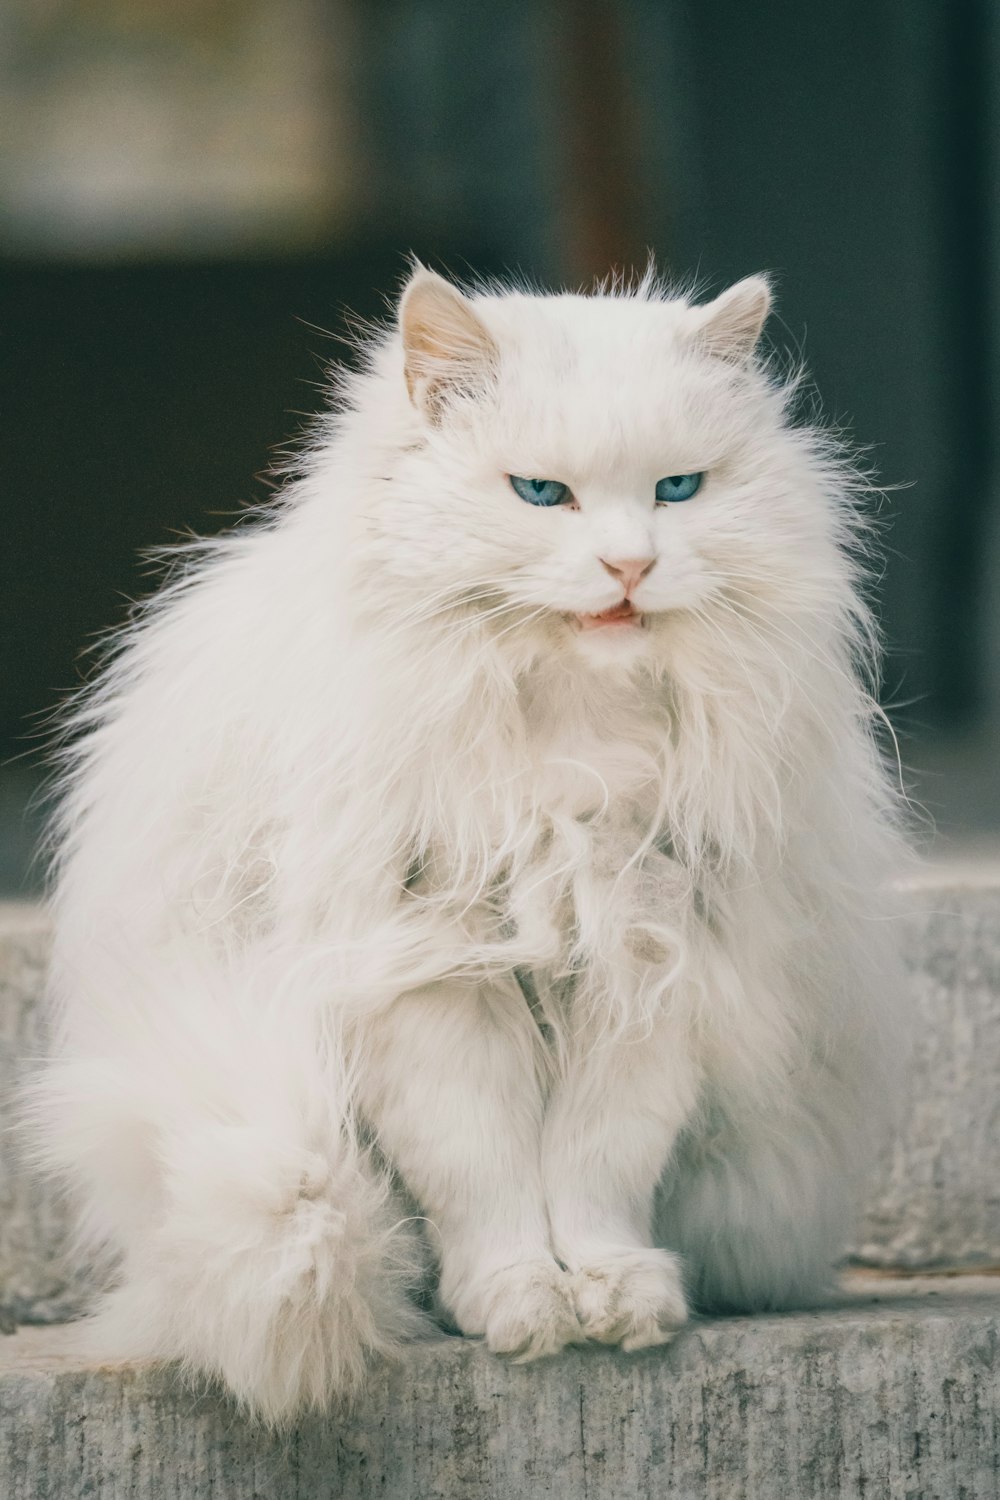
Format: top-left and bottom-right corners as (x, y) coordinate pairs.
(509, 475), (571, 507)
(655, 472), (703, 504)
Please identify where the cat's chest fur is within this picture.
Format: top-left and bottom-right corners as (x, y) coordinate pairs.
(517, 665), (668, 823)
(497, 673), (684, 981)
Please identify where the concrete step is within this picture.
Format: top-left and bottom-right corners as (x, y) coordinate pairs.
(855, 868), (1000, 1267)
(0, 907), (86, 1325)
(2, 874), (1000, 1322)
(1, 1274), (998, 1499)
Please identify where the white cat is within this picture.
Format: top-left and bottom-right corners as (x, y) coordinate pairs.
(36, 266), (908, 1423)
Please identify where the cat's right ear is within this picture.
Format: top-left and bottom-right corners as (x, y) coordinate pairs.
(688, 276), (772, 363)
(399, 268), (497, 421)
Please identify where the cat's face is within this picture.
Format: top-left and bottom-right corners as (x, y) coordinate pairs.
(362, 269), (828, 673)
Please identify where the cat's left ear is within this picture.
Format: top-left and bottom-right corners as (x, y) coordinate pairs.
(689, 275), (772, 363)
(399, 267), (497, 420)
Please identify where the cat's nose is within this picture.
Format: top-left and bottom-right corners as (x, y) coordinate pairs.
(599, 556), (656, 595)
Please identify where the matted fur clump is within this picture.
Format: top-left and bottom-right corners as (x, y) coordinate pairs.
(35, 266), (908, 1422)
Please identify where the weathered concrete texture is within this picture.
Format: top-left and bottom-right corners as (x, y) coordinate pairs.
(854, 879), (1000, 1266)
(0, 910), (86, 1325)
(1, 1277), (998, 1500)
(2, 876), (1000, 1321)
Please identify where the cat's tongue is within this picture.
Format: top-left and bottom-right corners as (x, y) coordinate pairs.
(576, 600), (638, 630)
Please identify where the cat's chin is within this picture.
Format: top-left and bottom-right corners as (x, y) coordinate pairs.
(565, 609), (652, 668)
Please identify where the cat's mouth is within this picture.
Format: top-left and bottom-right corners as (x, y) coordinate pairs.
(574, 600), (643, 631)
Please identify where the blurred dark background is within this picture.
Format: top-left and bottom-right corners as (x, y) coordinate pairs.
(3, 0), (999, 891)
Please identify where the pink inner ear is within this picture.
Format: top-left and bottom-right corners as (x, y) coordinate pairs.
(693, 277), (772, 361)
(400, 274), (496, 391)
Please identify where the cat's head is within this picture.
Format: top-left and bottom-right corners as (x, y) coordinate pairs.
(353, 266), (848, 676)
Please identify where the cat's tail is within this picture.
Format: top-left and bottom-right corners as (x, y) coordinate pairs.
(656, 1079), (880, 1314)
(28, 945), (428, 1424)
(88, 1115), (426, 1422)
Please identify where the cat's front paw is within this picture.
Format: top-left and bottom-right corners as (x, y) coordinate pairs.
(569, 1247), (688, 1351)
(468, 1258), (584, 1361)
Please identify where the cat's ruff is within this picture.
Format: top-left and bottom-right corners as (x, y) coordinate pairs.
(34, 266), (907, 1423)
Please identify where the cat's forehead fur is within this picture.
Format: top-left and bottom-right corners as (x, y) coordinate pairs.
(395, 273), (772, 479)
(469, 284), (694, 353)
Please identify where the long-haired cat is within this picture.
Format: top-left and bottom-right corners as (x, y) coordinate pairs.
(35, 266), (907, 1422)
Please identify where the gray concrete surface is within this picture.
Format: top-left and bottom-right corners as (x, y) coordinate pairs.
(1, 1275), (998, 1499)
(854, 874), (1000, 1266)
(0, 908), (86, 1325)
(2, 876), (1000, 1324)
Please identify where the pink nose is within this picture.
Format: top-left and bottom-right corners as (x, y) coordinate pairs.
(599, 556), (655, 595)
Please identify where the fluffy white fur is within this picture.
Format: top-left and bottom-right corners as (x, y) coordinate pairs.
(35, 265), (908, 1423)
